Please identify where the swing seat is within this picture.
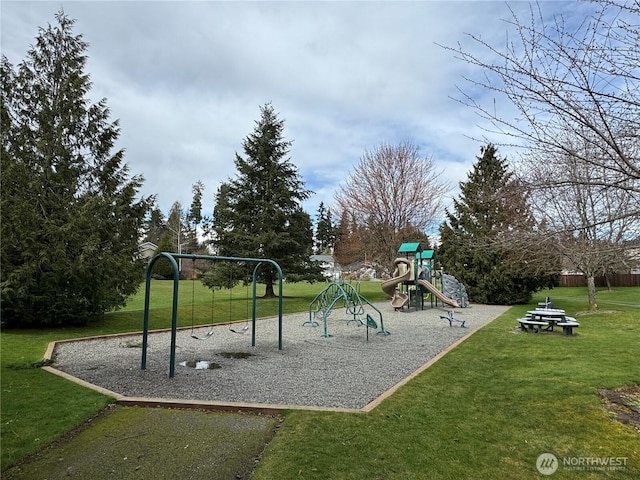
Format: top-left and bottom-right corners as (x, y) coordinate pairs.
(191, 329), (214, 340)
(229, 323), (250, 334)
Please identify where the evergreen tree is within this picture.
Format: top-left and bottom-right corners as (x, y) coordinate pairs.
(187, 180), (208, 250)
(438, 144), (553, 304)
(0, 12), (151, 326)
(151, 234), (175, 279)
(143, 205), (166, 245)
(188, 181), (205, 228)
(315, 202), (337, 254)
(212, 103), (322, 296)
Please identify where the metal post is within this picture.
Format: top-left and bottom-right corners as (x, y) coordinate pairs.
(251, 263), (261, 347)
(141, 252), (180, 378)
(141, 253), (284, 378)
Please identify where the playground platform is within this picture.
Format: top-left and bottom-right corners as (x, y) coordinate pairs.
(47, 303), (509, 413)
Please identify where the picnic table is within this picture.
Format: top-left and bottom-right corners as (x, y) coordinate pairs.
(518, 308), (580, 335)
(527, 309), (566, 329)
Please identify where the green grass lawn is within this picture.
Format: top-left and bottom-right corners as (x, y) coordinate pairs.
(0, 279), (384, 470)
(254, 289), (640, 479)
(2, 283), (639, 478)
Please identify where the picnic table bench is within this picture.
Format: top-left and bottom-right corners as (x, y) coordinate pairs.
(557, 318), (579, 335)
(518, 318), (548, 333)
(527, 309), (567, 332)
(519, 312), (580, 335)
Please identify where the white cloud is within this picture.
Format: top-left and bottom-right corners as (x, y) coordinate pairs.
(1, 0), (582, 221)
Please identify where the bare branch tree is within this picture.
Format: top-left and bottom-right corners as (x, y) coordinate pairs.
(334, 141), (449, 272)
(439, 0), (640, 205)
(439, 0), (639, 307)
(525, 143), (640, 308)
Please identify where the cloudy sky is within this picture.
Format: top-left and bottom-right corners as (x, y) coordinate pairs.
(2, 0), (588, 221)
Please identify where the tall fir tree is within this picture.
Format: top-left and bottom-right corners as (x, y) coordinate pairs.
(314, 202), (337, 254)
(142, 205), (167, 245)
(438, 144), (553, 304)
(186, 180), (208, 251)
(150, 234), (175, 279)
(188, 181), (205, 229)
(1, 12), (151, 326)
(212, 103), (322, 296)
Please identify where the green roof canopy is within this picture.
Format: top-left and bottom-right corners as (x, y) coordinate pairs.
(398, 242), (423, 254)
(415, 250), (435, 260)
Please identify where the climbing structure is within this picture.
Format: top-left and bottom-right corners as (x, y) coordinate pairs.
(304, 282), (388, 338)
(381, 243), (466, 310)
(442, 273), (469, 308)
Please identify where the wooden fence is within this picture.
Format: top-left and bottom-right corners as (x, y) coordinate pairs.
(559, 274), (640, 288)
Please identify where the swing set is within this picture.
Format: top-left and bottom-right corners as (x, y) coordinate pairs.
(141, 253), (284, 378)
(188, 259), (251, 340)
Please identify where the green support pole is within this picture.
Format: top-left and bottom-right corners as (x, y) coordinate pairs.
(278, 268), (283, 350)
(141, 252), (180, 378)
(142, 253), (284, 378)
(251, 263), (261, 347)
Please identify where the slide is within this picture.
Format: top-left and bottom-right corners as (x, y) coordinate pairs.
(418, 279), (460, 308)
(391, 290), (409, 309)
(381, 258), (411, 308)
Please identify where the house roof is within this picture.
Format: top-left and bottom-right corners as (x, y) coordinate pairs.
(311, 254), (334, 263)
(139, 241), (157, 250)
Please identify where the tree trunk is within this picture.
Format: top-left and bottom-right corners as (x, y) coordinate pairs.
(263, 281), (276, 298)
(605, 274), (612, 291)
(586, 275), (597, 311)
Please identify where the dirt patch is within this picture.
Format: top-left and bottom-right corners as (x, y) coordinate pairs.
(218, 352), (255, 359)
(575, 310), (619, 316)
(2, 405), (281, 480)
(599, 385), (640, 434)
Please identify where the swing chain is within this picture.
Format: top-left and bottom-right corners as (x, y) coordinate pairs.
(190, 258), (215, 340)
(229, 263), (250, 334)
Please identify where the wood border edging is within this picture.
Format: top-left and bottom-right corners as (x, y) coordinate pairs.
(40, 311), (501, 415)
(360, 315), (494, 412)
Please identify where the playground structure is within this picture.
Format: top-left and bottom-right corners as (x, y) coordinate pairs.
(441, 273), (469, 308)
(304, 281), (388, 338)
(141, 253), (284, 378)
(381, 243), (468, 311)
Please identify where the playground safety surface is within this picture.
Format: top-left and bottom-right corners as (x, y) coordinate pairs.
(47, 303), (509, 412)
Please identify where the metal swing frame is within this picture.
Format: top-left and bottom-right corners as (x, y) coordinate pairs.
(141, 253), (284, 378)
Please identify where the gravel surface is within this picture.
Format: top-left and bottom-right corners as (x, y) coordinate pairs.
(52, 303), (509, 410)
